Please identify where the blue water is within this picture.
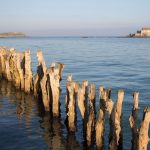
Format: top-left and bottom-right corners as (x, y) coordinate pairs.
(0, 37), (150, 149)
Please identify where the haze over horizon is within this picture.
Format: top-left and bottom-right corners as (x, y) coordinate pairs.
(0, 0), (150, 36)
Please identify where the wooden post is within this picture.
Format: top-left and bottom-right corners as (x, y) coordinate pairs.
(77, 80), (88, 143)
(0, 48), (3, 77)
(129, 92), (139, 150)
(67, 81), (78, 132)
(49, 67), (60, 117)
(65, 74), (72, 115)
(109, 89), (124, 150)
(36, 50), (48, 112)
(16, 52), (25, 90)
(138, 107), (150, 150)
(5, 53), (11, 81)
(129, 93), (150, 150)
(65, 74), (79, 132)
(36, 50), (46, 97)
(133, 92), (139, 110)
(37, 50), (47, 76)
(10, 52), (21, 89)
(95, 86), (114, 149)
(95, 85), (107, 150)
(96, 109), (105, 150)
(77, 80), (88, 119)
(86, 83), (95, 146)
(88, 83), (96, 112)
(0, 48), (7, 78)
(24, 50), (33, 93)
(33, 74), (39, 96)
(40, 73), (49, 111)
(57, 63), (65, 80)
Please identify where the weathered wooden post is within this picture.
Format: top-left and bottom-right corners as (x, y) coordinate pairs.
(77, 80), (88, 119)
(36, 50), (50, 111)
(88, 83), (96, 112)
(10, 52), (21, 89)
(40, 72), (49, 111)
(33, 74), (39, 96)
(86, 83), (95, 146)
(65, 74), (73, 105)
(65, 74), (72, 122)
(129, 92), (139, 150)
(109, 89), (124, 150)
(133, 91), (139, 110)
(96, 108), (105, 150)
(95, 85), (107, 150)
(37, 50), (47, 76)
(77, 80), (89, 143)
(65, 74), (79, 132)
(16, 52), (25, 90)
(138, 107), (150, 150)
(57, 63), (65, 81)
(36, 50), (46, 97)
(24, 50), (33, 93)
(48, 67), (61, 117)
(0, 48), (7, 78)
(5, 53), (11, 81)
(67, 81), (75, 132)
(129, 92), (150, 150)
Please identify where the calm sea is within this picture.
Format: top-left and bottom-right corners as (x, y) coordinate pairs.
(0, 37), (150, 150)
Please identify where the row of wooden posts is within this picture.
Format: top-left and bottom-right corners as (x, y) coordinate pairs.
(0, 47), (149, 150)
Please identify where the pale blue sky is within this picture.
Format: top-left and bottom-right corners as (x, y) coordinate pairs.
(0, 0), (150, 36)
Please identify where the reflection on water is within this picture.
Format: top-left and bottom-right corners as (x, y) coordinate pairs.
(0, 79), (83, 150)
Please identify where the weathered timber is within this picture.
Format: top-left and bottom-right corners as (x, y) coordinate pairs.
(96, 108), (105, 150)
(48, 67), (60, 117)
(57, 63), (65, 81)
(86, 83), (95, 146)
(0, 48), (8, 78)
(65, 74), (73, 121)
(138, 107), (150, 150)
(78, 80), (88, 119)
(16, 52), (25, 90)
(95, 86), (107, 150)
(33, 74), (39, 96)
(67, 81), (79, 132)
(133, 92), (139, 110)
(109, 89), (124, 150)
(129, 92), (139, 150)
(36, 50), (48, 111)
(40, 74), (49, 111)
(24, 50), (33, 93)
(5, 52), (12, 81)
(10, 52), (21, 88)
(37, 50), (47, 76)
(88, 83), (96, 113)
(129, 93), (150, 150)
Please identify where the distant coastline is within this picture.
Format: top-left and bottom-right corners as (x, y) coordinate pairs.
(0, 32), (26, 38)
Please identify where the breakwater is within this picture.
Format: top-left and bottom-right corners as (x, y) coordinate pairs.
(0, 46), (149, 150)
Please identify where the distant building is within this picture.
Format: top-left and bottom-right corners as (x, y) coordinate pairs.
(132, 28), (150, 37)
(141, 28), (150, 36)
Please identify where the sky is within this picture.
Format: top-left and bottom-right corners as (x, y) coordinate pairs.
(0, 0), (150, 36)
